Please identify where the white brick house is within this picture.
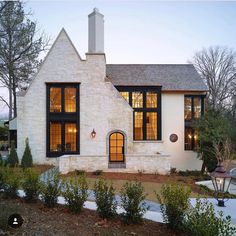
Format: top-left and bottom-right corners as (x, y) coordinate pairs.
(15, 8), (207, 174)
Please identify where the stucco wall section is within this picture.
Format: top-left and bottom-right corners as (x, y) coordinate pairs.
(131, 93), (202, 170)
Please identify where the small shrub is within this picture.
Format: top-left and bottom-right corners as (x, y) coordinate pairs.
(0, 203), (19, 230)
(93, 170), (103, 176)
(94, 179), (117, 219)
(138, 169), (145, 176)
(75, 169), (86, 176)
(120, 181), (148, 224)
(182, 198), (236, 236)
(8, 141), (18, 167)
(62, 176), (88, 213)
(178, 170), (202, 177)
(21, 138), (33, 168)
(156, 183), (191, 230)
(22, 168), (40, 202)
(2, 167), (20, 198)
(40, 170), (61, 208)
(170, 167), (177, 174)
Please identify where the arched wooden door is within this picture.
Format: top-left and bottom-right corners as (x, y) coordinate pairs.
(109, 132), (125, 162)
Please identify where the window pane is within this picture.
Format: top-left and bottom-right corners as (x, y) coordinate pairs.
(134, 112), (143, 140)
(50, 122), (62, 152)
(120, 92), (129, 103)
(65, 123), (77, 152)
(50, 88), (61, 112)
(185, 127), (193, 150)
(194, 130), (199, 149)
(146, 92), (157, 108)
(184, 97), (192, 121)
(132, 92), (143, 108)
(65, 88), (76, 112)
(146, 112), (157, 140)
(194, 97), (201, 119)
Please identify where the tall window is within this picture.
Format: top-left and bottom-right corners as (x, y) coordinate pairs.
(117, 86), (161, 141)
(184, 95), (205, 150)
(46, 83), (80, 157)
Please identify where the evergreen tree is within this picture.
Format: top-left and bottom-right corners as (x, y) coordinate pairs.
(8, 141), (18, 167)
(21, 138), (33, 168)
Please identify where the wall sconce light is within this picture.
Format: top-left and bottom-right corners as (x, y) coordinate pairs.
(91, 129), (96, 138)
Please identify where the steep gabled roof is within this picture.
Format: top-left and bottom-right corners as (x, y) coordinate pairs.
(106, 64), (208, 91)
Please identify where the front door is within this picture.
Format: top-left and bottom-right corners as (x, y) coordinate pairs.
(109, 132), (125, 162)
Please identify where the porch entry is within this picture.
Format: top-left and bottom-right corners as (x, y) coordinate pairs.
(109, 132), (125, 162)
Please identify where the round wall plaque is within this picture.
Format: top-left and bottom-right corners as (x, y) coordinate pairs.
(170, 134), (178, 143)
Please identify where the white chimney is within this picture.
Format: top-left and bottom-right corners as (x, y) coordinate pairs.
(88, 8), (104, 53)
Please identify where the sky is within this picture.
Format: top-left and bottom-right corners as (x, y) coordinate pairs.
(0, 0), (236, 117)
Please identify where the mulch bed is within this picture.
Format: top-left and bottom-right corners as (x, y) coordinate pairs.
(0, 195), (184, 236)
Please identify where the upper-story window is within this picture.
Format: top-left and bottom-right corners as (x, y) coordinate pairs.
(132, 92), (143, 108)
(50, 88), (62, 112)
(146, 92), (157, 108)
(184, 95), (205, 150)
(50, 86), (77, 113)
(120, 92), (129, 103)
(118, 86), (161, 141)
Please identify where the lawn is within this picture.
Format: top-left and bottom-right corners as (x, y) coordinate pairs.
(62, 171), (212, 202)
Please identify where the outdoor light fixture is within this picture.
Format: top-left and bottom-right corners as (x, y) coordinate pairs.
(211, 163), (232, 207)
(91, 129), (96, 138)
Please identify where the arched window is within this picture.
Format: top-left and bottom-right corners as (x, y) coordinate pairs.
(109, 132), (125, 162)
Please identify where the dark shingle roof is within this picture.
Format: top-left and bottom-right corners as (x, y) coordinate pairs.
(106, 64), (208, 91)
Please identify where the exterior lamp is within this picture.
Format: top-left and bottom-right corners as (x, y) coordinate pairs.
(91, 129), (96, 138)
(211, 163), (232, 207)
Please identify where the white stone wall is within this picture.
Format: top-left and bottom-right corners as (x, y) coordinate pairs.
(17, 29), (202, 174)
(59, 154), (170, 175)
(17, 29), (133, 165)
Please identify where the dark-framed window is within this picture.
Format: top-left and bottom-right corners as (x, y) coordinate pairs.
(109, 132), (125, 162)
(46, 83), (80, 157)
(116, 86), (162, 141)
(184, 95), (205, 150)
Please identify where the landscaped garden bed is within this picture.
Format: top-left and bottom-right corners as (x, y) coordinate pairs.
(0, 193), (183, 236)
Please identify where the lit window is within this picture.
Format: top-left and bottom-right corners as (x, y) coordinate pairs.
(109, 132), (124, 162)
(50, 122), (62, 152)
(146, 92), (157, 108)
(184, 97), (192, 120)
(47, 84), (80, 157)
(134, 112), (143, 140)
(185, 127), (193, 150)
(65, 88), (76, 112)
(146, 112), (157, 140)
(194, 97), (201, 119)
(65, 123), (77, 151)
(132, 92), (143, 108)
(50, 88), (61, 112)
(120, 92), (129, 103)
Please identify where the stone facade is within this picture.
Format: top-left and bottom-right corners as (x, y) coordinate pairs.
(17, 29), (202, 175)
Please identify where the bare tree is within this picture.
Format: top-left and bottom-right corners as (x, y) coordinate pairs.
(191, 46), (236, 111)
(0, 1), (49, 119)
(213, 139), (232, 168)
